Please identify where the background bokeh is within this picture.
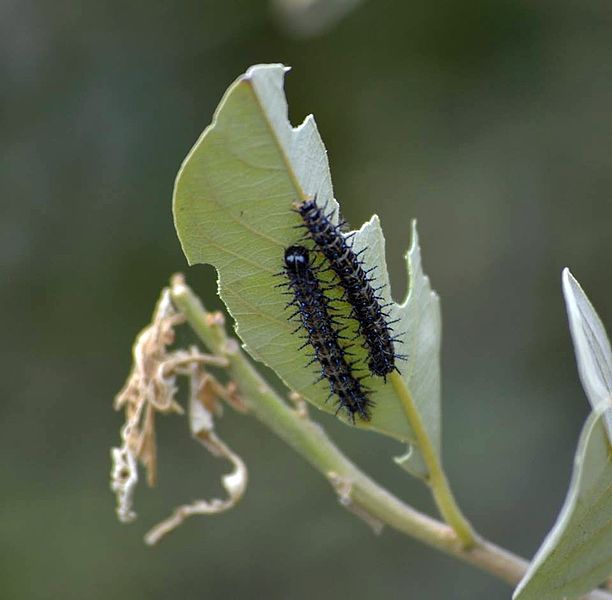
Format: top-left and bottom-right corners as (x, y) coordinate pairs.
(2, 1), (611, 598)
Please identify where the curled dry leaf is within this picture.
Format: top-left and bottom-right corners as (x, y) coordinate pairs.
(110, 446), (139, 523)
(111, 287), (236, 527)
(111, 289), (183, 521)
(144, 366), (248, 545)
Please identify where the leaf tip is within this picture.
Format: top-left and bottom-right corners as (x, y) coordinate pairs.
(244, 62), (290, 77)
(561, 267), (574, 292)
(409, 219), (419, 247)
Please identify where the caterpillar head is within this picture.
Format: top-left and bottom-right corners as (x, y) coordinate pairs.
(284, 245), (310, 275)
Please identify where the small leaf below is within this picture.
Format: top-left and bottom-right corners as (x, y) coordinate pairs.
(513, 405), (612, 600)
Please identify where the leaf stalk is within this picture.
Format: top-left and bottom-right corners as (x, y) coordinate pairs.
(389, 371), (476, 547)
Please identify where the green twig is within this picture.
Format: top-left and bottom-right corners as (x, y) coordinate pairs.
(390, 372), (476, 547)
(168, 274), (611, 598)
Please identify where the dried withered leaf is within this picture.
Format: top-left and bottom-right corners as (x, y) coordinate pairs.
(144, 366), (248, 544)
(111, 288), (232, 524)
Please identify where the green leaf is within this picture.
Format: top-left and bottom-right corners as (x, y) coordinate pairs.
(513, 405), (612, 600)
(514, 271), (612, 600)
(562, 268), (612, 441)
(173, 64), (441, 470)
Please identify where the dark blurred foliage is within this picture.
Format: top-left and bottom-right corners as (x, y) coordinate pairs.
(1, 0), (611, 598)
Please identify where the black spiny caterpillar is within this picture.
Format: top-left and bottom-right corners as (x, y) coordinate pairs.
(296, 197), (402, 379)
(282, 245), (371, 422)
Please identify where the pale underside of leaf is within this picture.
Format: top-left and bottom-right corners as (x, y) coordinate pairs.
(513, 405), (612, 600)
(562, 268), (612, 441)
(173, 64), (441, 472)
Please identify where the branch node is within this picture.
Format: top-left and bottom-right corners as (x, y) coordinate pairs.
(328, 472), (384, 535)
(289, 391), (309, 418)
(224, 339), (240, 355)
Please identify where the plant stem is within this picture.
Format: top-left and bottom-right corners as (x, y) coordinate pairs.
(390, 371), (476, 547)
(169, 275), (611, 599)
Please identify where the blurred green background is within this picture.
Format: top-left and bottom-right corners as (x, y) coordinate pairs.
(2, 0), (611, 598)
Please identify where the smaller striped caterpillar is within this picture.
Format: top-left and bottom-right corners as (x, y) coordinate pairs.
(281, 245), (372, 422)
(296, 197), (403, 380)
